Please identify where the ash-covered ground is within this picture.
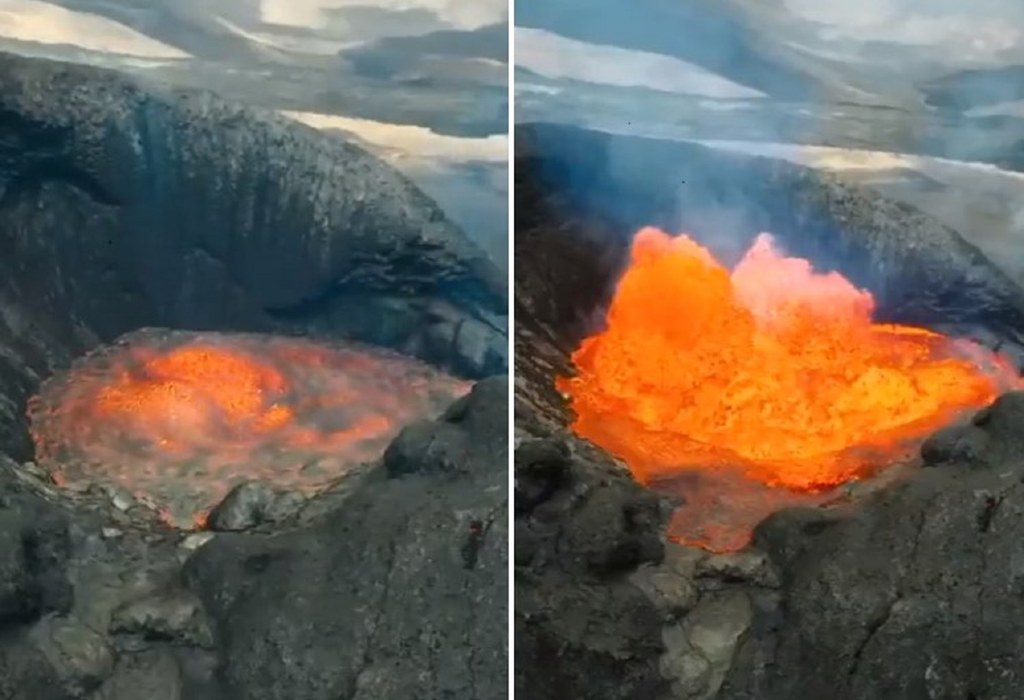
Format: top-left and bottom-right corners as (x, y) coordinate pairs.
(0, 51), (508, 700)
(514, 123), (1024, 700)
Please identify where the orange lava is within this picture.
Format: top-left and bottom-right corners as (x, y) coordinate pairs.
(558, 227), (1021, 551)
(29, 329), (469, 527)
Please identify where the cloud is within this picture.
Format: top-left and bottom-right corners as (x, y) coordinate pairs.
(0, 0), (189, 58)
(785, 0), (1024, 54)
(515, 28), (765, 99)
(259, 0), (505, 30)
(281, 111), (507, 164)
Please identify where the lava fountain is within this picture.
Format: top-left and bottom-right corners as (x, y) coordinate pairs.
(28, 328), (469, 527)
(557, 226), (1021, 552)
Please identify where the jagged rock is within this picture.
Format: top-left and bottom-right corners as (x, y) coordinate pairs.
(383, 378), (507, 479)
(109, 590), (214, 649)
(183, 378), (508, 700)
(920, 424), (989, 465)
(0, 635), (68, 700)
(0, 466), (72, 625)
(513, 437), (571, 515)
(629, 553), (701, 622)
(922, 391), (1024, 468)
(29, 616), (116, 697)
(206, 481), (305, 532)
(660, 628), (713, 699)
(694, 550), (781, 590)
(680, 592), (752, 699)
(94, 651), (184, 700)
(715, 394), (1024, 700)
(179, 533), (215, 554)
(515, 433), (672, 700)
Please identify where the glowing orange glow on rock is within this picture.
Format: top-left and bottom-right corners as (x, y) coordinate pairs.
(29, 329), (469, 527)
(558, 227), (1020, 551)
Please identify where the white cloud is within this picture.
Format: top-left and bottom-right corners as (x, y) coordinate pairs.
(281, 111), (507, 164)
(785, 0), (1024, 54)
(260, 0), (505, 30)
(515, 28), (765, 99)
(0, 0), (189, 58)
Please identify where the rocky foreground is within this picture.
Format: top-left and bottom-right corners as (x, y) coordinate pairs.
(515, 390), (1024, 700)
(1, 376), (507, 700)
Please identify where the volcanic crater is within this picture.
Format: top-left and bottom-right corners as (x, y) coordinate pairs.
(0, 52), (507, 699)
(514, 122), (1024, 700)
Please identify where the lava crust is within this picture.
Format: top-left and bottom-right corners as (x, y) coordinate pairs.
(29, 329), (468, 527)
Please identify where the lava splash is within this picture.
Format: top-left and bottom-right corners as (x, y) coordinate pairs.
(557, 226), (1020, 552)
(29, 329), (469, 527)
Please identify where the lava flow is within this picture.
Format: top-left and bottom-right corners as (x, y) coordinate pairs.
(557, 226), (1020, 552)
(29, 328), (469, 527)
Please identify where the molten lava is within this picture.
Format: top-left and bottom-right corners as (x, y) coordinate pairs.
(558, 227), (1020, 551)
(29, 329), (469, 527)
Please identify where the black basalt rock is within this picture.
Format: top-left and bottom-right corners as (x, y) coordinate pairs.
(0, 460), (72, 626)
(922, 391), (1024, 468)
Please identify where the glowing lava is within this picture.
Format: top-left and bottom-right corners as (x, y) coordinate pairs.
(29, 329), (469, 527)
(558, 227), (1020, 551)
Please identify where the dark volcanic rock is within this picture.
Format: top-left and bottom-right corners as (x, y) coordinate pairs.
(514, 433), (673, 700)
(206, 481), (305, 533)
(184, 378), (508, 700)
(0, 50), (507, 461)
(0, 459), (72, 626)
(718, 392), (1024, 700)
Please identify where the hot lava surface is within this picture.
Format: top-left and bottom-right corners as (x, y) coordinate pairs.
(557, 226), (1022, 552)
(28, 328), (469, 527)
